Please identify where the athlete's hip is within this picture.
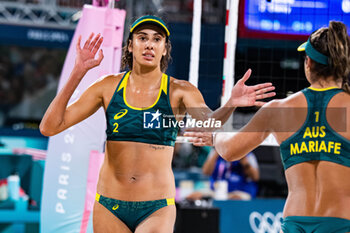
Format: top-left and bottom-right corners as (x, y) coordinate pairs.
(283, 193), (350, 220)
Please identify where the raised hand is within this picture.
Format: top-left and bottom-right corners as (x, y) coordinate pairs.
(229, 69), (276, 107)
(75, 33), (104, 73)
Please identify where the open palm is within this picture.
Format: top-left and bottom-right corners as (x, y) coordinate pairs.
(75, 33), (104, 73)
(230, 69), (276, 107)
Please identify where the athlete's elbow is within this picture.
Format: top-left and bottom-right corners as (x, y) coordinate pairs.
(216, 148), (232, 161)
(220, 148), (240, 162)
(221, 152), (234, 161)
(39, 126), (53, 137)
(39, 123), (57, 137)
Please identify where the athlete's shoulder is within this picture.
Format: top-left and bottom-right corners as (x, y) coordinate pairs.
(89, 72), (125, 91)
(95, 72), (125, 85)
(329, 89), (350, 107)
(263, 91), (306, 109)
(169, 76), (198, 92)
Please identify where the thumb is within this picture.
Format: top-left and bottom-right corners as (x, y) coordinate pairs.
(238, 69), (252, 84)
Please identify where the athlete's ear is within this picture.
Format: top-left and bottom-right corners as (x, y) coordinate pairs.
(162, 42), (167, 56)
(305, 56), (312, 69)
(128, 39), (133, 53)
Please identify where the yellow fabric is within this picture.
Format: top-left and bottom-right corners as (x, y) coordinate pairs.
(166, 198), (175, 206)
(308, 86), (340, 91)
(130, 19), (170, 36)
(95, 193), (100, 202)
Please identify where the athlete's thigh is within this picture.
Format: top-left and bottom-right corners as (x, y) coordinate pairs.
(93, 201), (132, 233)
(135, 205), (176, 233)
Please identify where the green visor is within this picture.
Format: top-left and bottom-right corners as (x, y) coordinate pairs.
(297, 38), (328, 65)
(130, 15), (170, 37)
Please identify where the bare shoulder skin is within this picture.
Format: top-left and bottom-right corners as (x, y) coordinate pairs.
(168, 77), (210, 121)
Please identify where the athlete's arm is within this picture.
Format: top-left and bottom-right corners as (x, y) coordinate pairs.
(185, 100), (277, 161)
(181, 69), (276, 124)
(40, 33), (104, 136)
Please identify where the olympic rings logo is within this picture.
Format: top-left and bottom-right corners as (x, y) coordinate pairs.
(249, 211), (283, 233)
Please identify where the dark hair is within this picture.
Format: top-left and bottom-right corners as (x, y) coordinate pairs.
(121, 27), (172, 73)
(309, 21), (350, 93)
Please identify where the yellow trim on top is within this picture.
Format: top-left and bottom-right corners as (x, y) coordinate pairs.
(161, 73), (168, 95)
(130, 19), (170, 36)
(95, 193), (100, 202)
(166, 198), (175, 206)
(123, 73), (167, 111)
(117, 72), (130, 92)
(308, 86), (340, 91)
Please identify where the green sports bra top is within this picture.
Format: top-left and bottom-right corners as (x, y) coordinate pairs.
(280, 87), (350, 170)
(105, 71), (178, 146)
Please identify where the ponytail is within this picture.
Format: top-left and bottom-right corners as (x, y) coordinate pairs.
(327, 21), (350, 94)
(309, 21), (350, 94)
(342, 76), (350, 94)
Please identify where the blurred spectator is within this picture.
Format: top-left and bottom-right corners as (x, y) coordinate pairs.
(187, 149), (259, 200)
(0, 45), (65, 126)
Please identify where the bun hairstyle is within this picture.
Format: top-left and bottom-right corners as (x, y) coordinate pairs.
(309, 21), (350, 93)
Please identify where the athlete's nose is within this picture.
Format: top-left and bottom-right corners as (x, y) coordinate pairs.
(145, 40), (154, 50)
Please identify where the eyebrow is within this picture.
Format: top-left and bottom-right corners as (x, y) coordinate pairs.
(135, 31), (165, 37)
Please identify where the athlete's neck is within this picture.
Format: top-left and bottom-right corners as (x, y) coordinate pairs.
(309, 78), (342, 89)
(129, 66), (163, 89)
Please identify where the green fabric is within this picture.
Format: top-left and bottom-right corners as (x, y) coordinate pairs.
(97, 194), (169, 232)
(130, 15), (170, 37)
(280, 88), (350, 170)
(298, 38), (328, 65)
(105, 72), (178, 146)
(282, 216), (350, 233)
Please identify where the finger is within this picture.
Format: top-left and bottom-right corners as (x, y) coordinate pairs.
(184, 132), (197, 137)
(195, 143), (206, 146)
(238, 69), (252, 84)
(88, 50), (104, 68)
(254, 101), (268, 107)
(193, 139), (211, 147)
(252, 82), (273, 91)
(255, 86), (275, 95)
(96, 49), (104, 65)
(76, 35), (82, 52)
(92, 37), (103, 55)
(84, 32), (95, 49)
(256, 92), (276, 100)
(89, 33), (101, 51)
(188, 137), (202, 144)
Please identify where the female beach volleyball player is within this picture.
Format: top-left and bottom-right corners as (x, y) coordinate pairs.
(40, 15), (275, 232)
(185, 21), (350, 233)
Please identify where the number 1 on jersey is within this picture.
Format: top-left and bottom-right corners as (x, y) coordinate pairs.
(314, 111), (319, 122)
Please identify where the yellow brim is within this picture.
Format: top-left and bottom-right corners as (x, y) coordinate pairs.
(297, 42), (307, 51)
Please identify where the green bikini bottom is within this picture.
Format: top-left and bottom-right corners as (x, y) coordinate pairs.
(95, 193), (175, 232)
(282, 216), (350, 233)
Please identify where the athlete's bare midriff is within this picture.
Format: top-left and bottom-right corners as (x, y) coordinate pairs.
(96, 140), (176, 201)
(283, 161), (350, 220)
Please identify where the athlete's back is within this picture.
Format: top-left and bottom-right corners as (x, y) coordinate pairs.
(271, 88), (350, 219)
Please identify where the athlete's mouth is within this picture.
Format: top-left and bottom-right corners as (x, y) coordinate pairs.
(142, 52), (155, 59)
